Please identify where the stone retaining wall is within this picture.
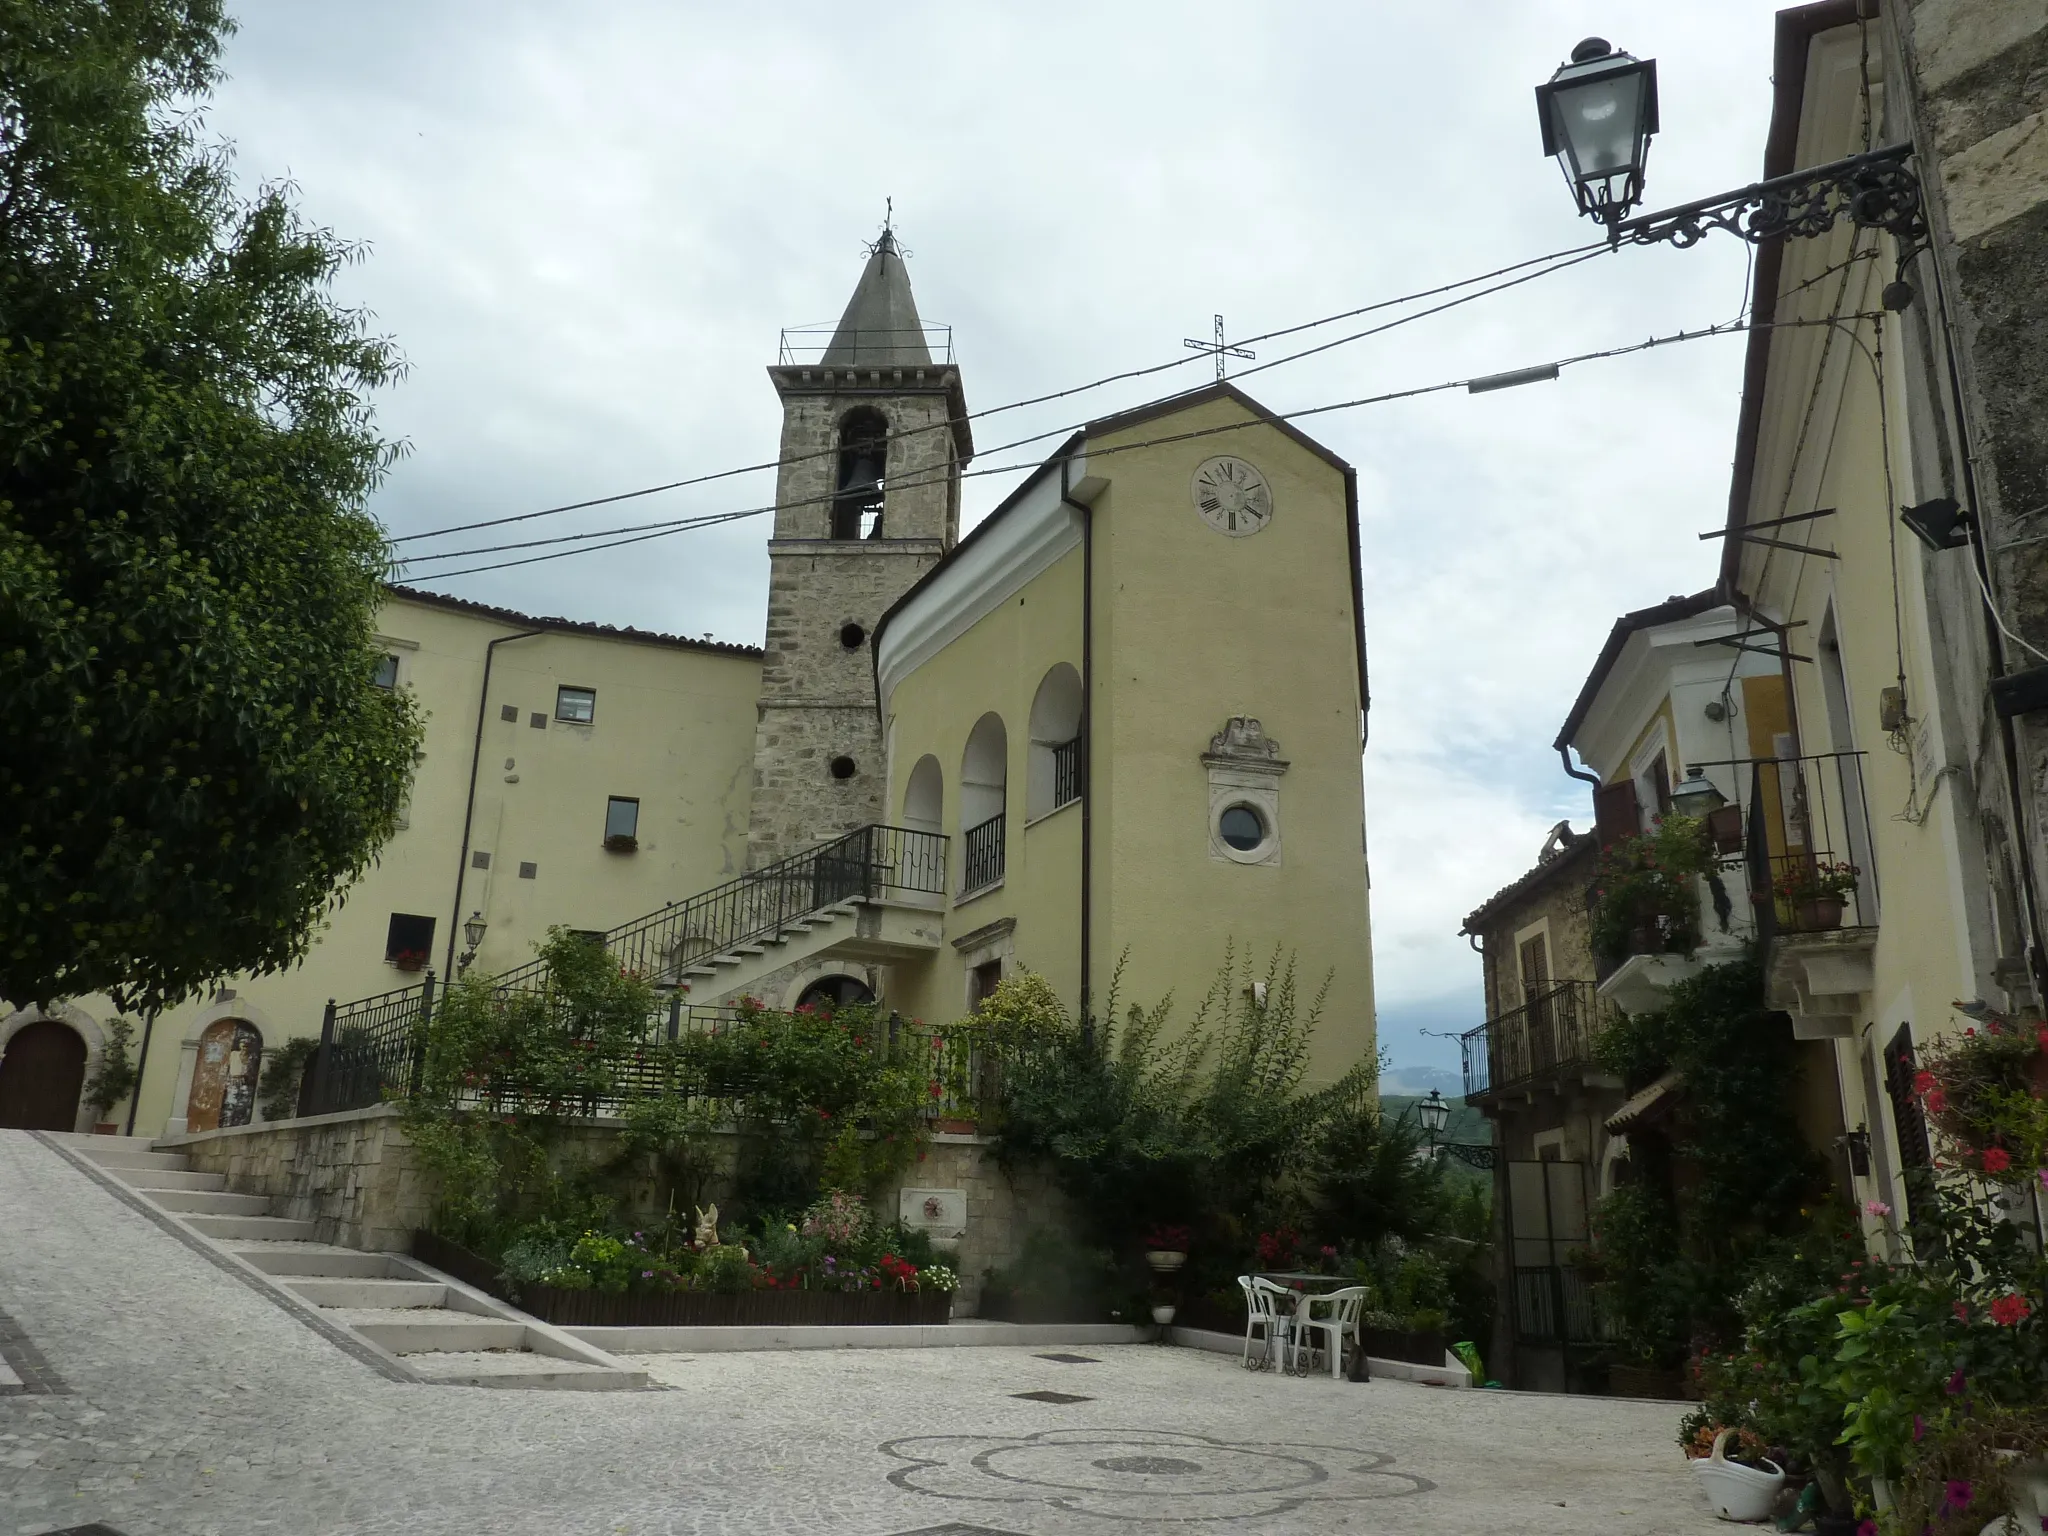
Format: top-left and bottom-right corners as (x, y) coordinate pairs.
(156, 1107), (1065, 1314)
(159, 1104), (429, 1252)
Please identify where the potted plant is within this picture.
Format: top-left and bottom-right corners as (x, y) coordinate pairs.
(1772, 861), (1858, 931)
(1590, 814), (1709, 967)
(80, 1018), (139, 1133)
(1144, 1225), (1190, 1273)
(1688, 1427), (1786, 1522)
(1910, 1009), (2048, 1169)
(389, 947), (429, 972)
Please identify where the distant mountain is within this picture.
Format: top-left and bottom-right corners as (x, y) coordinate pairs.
(1379, 1064), (1464, 1097)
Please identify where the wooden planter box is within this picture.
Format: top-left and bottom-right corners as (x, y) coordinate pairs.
(410, 1229), (952, 1327)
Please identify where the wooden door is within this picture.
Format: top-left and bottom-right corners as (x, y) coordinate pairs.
(187, 1020), (263, 1133)
(1520, 935), (1553, 1071)
(0, 1020), (88, 1131)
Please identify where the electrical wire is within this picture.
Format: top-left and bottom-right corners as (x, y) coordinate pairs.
(386, 238), (1614, 549)
(404, 312), (1878, 583)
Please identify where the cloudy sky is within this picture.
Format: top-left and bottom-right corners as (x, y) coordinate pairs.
(204, 0), (1799, 1074)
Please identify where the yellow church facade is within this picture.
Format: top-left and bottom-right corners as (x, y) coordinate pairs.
(0, 237), (1378, 1136)
(874, 387), (1376, 1080)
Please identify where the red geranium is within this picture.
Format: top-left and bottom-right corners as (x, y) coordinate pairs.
(1989, 1293), (2032, 1327)
(1983, 1147), (2013, 1174)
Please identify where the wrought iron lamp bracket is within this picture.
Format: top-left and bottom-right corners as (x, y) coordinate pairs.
(1443, 1142), (1498, 1171)
(1611, 143), (1925, 252)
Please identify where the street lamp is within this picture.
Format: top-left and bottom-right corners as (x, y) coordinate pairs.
(458, 911), (487, 973)
(1536, 38), (1660, 227)
(1668, 766), (1726, 819)
(1535, 38), (1925, 260)
(1418, 1089), (1451, 1158)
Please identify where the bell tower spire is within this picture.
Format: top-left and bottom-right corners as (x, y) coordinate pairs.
(746, 230), (973, 868)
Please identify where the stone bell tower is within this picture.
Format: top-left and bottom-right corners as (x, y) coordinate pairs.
(746, 229), (972, 867)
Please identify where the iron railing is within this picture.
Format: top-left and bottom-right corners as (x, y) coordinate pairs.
(961, 812), (1005, 893)
(311, 823), (949, 1115)
(1512, 1265), (1606, 1346)
(1051, 738), (1082, 810)
(1741, 752), (1876, 940)
(1459, 980), (1611, 1102)
(777, 322), (955, 366)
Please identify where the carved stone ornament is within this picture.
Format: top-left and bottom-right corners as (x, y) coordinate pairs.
(1201, 716), (1289, 776)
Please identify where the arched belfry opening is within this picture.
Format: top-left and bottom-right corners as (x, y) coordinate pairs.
(832, 407), (889, 540)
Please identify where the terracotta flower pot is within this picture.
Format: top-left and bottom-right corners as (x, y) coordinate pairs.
(1794, 896), (1845, 931)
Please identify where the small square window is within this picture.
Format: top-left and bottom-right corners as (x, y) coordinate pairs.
(471, 851), (491, 870)
(372, 654), (400, 690)
(604, 797), (640, 849)
(555, 686), (597, 725)
(518, 861), (538, 880)
(500, 704), (518, 723)
(530, 712), (547, 729)
(385, 913), (435, 969)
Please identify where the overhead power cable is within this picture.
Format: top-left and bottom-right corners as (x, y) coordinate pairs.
(401, 312), (1880, 584)
(386, 237), (1615, 549)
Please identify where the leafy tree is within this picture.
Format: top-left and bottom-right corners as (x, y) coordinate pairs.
(0, 0), (420, 1011)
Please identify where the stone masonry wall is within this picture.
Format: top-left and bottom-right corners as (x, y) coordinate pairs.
(166, 1107), (1061, 1316)
(164, 1105), (430, 1252)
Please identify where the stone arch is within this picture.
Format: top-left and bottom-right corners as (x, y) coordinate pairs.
(0, 1003), (110, 1134)
(164, 994), (286, 1134)
(904, 754), (943, 836)
(774, 955), (884, 1012)
(831, 405), (889, 540)
(960, 713), (1008, 892)
(1026, 662), (1083, 821)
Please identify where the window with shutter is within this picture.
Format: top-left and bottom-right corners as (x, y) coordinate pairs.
(1592, 780), (1641, 847)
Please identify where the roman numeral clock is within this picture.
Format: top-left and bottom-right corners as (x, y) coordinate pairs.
(1191, 455), (1273, 537)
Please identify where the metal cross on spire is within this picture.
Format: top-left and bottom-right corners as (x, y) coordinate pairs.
(1183, 314), (1255, 381)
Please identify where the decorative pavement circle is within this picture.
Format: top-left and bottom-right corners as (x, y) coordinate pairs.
(880, 1426), (1435, 1522)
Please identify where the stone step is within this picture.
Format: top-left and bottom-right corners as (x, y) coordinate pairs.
(287, 1278), (448, 1309)
(81, 1144), (192, 1173)
(141, 1187), (272, 1216)
(105, 1166), (225, 1192)
(404, 1351), (646, 1391)
(230, 1246), (409, 1279)
(342, 1312), (529, 1354)
(185, 1214), (320, 1241)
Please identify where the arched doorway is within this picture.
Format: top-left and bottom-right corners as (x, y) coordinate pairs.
(186, 1019), (262, 1133)
(0, 1020), (88, 1131)
(796, 974), (876, 1012)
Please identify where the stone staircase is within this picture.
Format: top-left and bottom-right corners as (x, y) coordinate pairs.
(676, 894), (944, 1005)
(51, 1134), (644, 1390)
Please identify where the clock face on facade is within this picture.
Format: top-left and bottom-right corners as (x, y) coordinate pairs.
(1191, 456), (1273, 537)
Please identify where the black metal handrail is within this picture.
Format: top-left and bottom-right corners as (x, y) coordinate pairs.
(311, 823), (949, 1115)
(1460, 980), (1611, 1101)
(961, 812), (1005, 893)
(1051, 738), (1082, 809)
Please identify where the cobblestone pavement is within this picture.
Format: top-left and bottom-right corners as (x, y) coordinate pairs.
(0, 1132), (1727, 1535)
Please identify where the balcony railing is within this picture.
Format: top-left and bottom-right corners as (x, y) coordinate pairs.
(1740, 752), (1876, 939)
(308, 823), (949, 1116)
(961, 812), (1005, 894)
(1459, 980), (1613, 1101)
(1051, 738), (1082, 810)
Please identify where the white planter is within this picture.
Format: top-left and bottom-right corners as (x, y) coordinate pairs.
(1691, 1430), (1784, 1523)
(1145, 1250), (1187, 1273)
(1151, 1304), (1177, 1326)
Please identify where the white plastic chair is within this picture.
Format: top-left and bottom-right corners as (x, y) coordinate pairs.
(1291, 1285), (1368, 1379)
(1237, 1275), (1294, 1371)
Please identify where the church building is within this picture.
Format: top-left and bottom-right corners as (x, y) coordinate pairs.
(0, 233), (1380, 1135)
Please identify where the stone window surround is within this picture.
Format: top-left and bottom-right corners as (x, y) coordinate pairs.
(1203, 717), (1288, 868)
(952, 916), (1017, 1013)
(161, 993), (284, 1137)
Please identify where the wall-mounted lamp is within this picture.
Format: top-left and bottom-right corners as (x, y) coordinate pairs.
(458, 911), (488, 974)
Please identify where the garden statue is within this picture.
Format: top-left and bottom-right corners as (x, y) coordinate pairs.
(693, 1203), (719, 1248)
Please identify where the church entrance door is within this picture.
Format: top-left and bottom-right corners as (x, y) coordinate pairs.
(0, 1020), (89, 1131)
(186, 1020), (263, 1133)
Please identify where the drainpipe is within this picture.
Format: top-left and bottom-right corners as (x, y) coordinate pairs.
(447, 629), (544, 979)
(1061, 460), (1095, 1036)
(123, 1006), (157, 1137)
(1557, 745), (1601, 787)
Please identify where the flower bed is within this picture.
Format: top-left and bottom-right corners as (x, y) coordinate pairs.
(411, 1228), (952, 1327)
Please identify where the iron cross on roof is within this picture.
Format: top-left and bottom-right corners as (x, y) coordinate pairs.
(1183, 314), (1255, 380)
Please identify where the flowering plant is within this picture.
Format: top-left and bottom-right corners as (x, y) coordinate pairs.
(1771, 860), (1860, 905)
(800, 1188), (873, 1248)
(1589, 813), (1710, 965)
(1143, 1225), (1191, 1252)
(1910, 1008), (2048, 1178)
(1254, 1226), (1302, 1268)
(919, 1264), (958, 1294)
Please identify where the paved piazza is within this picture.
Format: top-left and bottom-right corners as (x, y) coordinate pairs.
(0, 1132), (1724, 1535)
